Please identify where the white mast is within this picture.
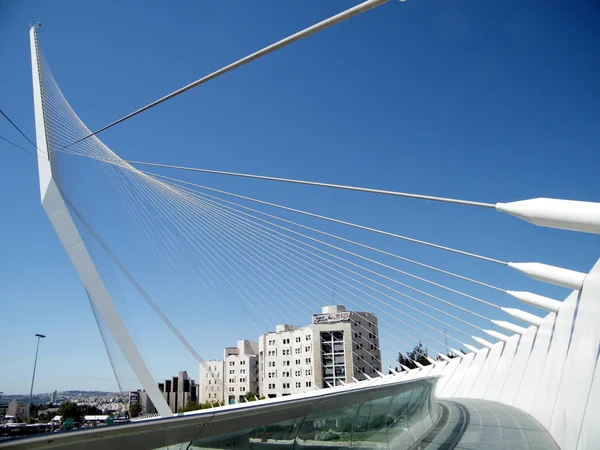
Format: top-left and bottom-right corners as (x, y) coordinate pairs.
(29, 23), (172, 417)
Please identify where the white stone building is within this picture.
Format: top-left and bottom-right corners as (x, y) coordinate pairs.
(258, 305), (381, 398)
(259, 324), (315, 398)
(199, 339), (259, 405)
(224, 340), (259, 404)
(199, 360), (224, 404)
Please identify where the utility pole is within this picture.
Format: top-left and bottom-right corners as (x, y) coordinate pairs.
(27, 333), (46, 422)
(444, 328), (449, 355)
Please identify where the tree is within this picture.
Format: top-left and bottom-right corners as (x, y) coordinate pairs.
(58, 401), (83, 424)
(178, 401), (205, 413)
(397, 342), (431, 370)
(239, 392), (258, 403)
(128, 403), (142, 418)
(436, 350), (462, 361)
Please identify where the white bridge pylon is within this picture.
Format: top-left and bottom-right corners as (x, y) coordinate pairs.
(30, 24), (173, 418)
(28, 3), (600, 446)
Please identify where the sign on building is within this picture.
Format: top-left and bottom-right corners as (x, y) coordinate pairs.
(129, 391), (139, 405)
(312, 312), (350, 324)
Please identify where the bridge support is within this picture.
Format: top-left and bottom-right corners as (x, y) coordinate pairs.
(29, 24), (172, 417)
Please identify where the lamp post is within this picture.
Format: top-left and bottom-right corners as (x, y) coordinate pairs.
(27, 333), (46, 421)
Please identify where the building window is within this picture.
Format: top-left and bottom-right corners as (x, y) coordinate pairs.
(305, 346), (311, 352)
(296, 337), (301, 343)
(306, 357), (311, 364)
(370, 344), (375, 350)
(354, 332), (359, 338)
(306, 381), (312, 387)
(295, 359), (300, 365)
(295, 370), (301, 376)
(296, 382), (301, 388)
(306, 335), (311, 341)
(295, 348), (301, 354)
(305, 369), (311, 376)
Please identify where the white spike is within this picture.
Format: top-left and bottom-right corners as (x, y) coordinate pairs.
(508, 262), (586, 290)
(506, 290), (562, 313)
(496, 198), (600, 234)
(325, 382), (333, 388)
(425, 356), (438, 365)
(339, 380), (346, 386)
(501, 307), (543, 326)
(438, 354), (451, 362)
(463, 343), (479, 353)
(352, 377), (359, 383)
(483, 329), (510, 341)
(472, 336), (494, 349)
(364, 373), (373, 380)
(450, 348), (466, 357)
(492, 320), (526, 335)
(413, 360), (424, 368)
(388, 366), (399, 374)
(242, 397), (248, 403)
(400, 364), (412, 371)
(376, 370), (385, 377)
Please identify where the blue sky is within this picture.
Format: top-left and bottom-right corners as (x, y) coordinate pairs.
(0, 0), (599, 395)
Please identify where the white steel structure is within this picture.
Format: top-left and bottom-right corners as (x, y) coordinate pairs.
(30, 24), (172, 418)
(23, 0), (600, 446)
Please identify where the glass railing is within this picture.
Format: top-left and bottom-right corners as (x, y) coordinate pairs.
(186, 377), (439, 450)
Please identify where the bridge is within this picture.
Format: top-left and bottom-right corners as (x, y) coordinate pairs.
(1, 1), (599, 448)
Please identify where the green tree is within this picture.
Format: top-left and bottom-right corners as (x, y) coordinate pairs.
(239, 392), (258, 403)
(128, 403), (142, 418)
(58, 401), (83, 424)
(178, 401), (204, 413)
(397, 342), (431, 370)
(435, 349), (464, 361)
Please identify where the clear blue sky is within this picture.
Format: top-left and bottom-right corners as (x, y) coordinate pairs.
(0, 0), (598, 395)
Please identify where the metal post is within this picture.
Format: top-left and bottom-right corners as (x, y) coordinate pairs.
(27, 333), (45, 421)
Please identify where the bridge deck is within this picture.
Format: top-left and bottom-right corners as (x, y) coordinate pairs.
(419, 399), (559, 450)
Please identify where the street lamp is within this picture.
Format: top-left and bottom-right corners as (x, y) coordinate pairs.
(27, 333), (46, 421)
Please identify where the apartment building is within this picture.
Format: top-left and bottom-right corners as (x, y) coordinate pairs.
(312, 305), (382, 388)
(157, 371), (197, 413)
(259, 324), (315, 398)
(258, 305), (381, 397)
(199, 339), (259, 404)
